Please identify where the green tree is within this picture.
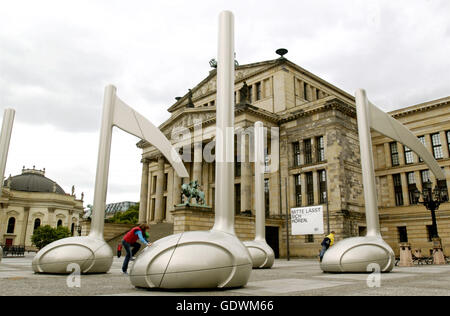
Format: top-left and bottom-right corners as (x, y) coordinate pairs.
(31, 225), (72, 250)
(106, 203), (139, 224)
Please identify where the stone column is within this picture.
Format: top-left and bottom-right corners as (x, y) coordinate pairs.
(19, 207), (30, 245)
(289, 175), (296, 208)
(301, 173), (307, 206)
(138, 158), (150, 224)
(387, 175), (395, 207)
(240, 134), (252, 213)
(401, 173), (409, 206)
(193, 142), (203, 185)
(384, 143), (392, 168)
(440, 131), (449, 158)
(173, 170), (182, 206)
(154, 156), (165, 223)
(414, 171), (423, 192)
(48, 208), (56, 227)
(202, 161), (209, 205)
(313, 171), (319, 205)
(311, 137), (317, 163)
(398, 143), (405, 165)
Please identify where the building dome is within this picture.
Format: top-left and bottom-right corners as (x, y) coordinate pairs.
(6, 167), (65, 194)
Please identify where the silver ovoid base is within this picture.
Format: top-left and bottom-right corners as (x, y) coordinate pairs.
(130, 230), (253, 289)
(243, 240), (275, 269)
(320, 236), (395, 273)
(32, 236), (113, 274)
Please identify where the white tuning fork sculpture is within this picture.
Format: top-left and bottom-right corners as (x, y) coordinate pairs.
(243, 121), (275, 269)
(129, 11), (253, 289)
(32, 86), (188, 274)
(320, 89), (446, 273)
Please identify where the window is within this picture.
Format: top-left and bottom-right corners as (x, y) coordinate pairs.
(248, 85), (253, 104)
(406, 172), (418, 204)
(71, 223), (75, 236)
(316, 89), (320, 100)
(294, 174), (302, 207)
(447, 131), (450, 156)
(152, 175), (157, 194)
(316, 136), (325, 162)
(398, 226), (408, 243)
(264, 179), (270, 216)
(418, 136), (425, 162)
(431, 133), (443, 159)
(235, 157), (241, 177)
(318, 170), (327, 204)
(264, 154), (270, 173)
(34, 218), (41, 231)
(293, 142), (301, 166)
(57, 219), (63, 227)
(306, 172), (314, 205)
(393, 174), (403, 206)
(255, 82), (262, 101)
(303, 82), (308, 100)
(235, 184), (241, 215)
(358, 226), (367, 236)
(7, 217), (15, 234)
(164, 173), (168, 191)
(390, 142), (399, 166)
(210, 100), (215, 107)
(304, 139), (312, 164)
(421, 169), (431, 185)
(305, 234), (314, 243)
(404, 146), (414, 164)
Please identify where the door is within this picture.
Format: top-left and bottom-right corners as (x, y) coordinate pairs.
(265, 226), (279, 258)
(5, 238), (13, 246)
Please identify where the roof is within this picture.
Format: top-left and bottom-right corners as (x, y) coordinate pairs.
(6, 168), (65, 194)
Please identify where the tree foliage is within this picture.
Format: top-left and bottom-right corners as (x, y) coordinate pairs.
(106, 203), (139, 224)
(31, 225), (72, 250)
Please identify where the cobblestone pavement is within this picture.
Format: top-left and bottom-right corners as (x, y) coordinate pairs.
(1, 254), (450, 296)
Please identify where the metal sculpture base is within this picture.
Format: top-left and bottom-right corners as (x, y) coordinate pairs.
(130, 230), (253, 289)
(320, 236), (395, 273)
(32, 236), (113, 274)
(243, 240), (275, 269)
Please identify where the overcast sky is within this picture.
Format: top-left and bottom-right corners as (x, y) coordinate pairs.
(1, 0), (449, 207)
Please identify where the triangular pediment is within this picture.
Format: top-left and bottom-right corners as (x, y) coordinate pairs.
(168, 59), (279, 113)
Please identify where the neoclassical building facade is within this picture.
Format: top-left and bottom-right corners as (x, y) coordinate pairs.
(137, 54), (450, 257)
(0, 167), (84, 250)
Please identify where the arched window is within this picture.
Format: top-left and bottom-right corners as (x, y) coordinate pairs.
(71, 223), (75, 236)
(7, 217), (16, 234)
(57, 219), (63, 227)
(34, 218), (41, 231)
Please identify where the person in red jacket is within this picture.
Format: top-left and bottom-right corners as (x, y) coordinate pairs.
(121, 224), (151, 274)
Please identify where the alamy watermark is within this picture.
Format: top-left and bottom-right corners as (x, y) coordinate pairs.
(66, 263), (81, 288)
(170, 119), (279, 172)
(366, 263), (381, 288)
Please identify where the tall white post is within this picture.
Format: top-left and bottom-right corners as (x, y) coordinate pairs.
(0, 109), (15, 197)
(213, 11), (235, 234)
(355, 89), (380, 237)
(89, 85), (116, 239)
(254, 121), (265, 241)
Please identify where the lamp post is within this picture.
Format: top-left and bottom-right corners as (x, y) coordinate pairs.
(413, 179), (448, 264)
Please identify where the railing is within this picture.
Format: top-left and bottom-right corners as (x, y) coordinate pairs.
(1, 245), (26, 257)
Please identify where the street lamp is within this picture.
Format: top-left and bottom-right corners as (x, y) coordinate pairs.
(412, 179), (448, 264)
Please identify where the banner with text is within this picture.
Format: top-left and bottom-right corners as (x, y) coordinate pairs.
(290, 205), (324, 235)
